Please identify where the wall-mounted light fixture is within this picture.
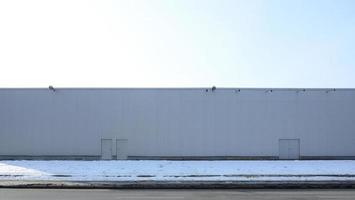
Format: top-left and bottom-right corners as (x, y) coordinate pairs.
(296, 89), (306, 93)
(49, 85), (56, 92)
(265, 89), (273, 93)
(211, 86), (216, 92)
(325, 89), (336, 93)
(235, 89), (241, 93)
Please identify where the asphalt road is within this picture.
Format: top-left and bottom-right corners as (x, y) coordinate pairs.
(1, 189), (355, 199)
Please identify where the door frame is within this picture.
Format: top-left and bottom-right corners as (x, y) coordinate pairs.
(116, 139), (128, 160)
(101, 138), (113, 160)
(278, 138), (300, 160)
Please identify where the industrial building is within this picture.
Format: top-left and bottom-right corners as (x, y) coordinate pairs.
(0, 88), (354, 160)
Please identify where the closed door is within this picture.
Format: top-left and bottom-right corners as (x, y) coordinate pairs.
(101, 139), (112, 160)
(279, 139), (300, 160)
(116, 139), (128, 160)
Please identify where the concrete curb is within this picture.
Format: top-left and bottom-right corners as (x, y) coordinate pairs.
(1, 180), (355, 189)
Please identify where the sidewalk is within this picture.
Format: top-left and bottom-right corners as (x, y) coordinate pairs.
(1, 160), (355, 188)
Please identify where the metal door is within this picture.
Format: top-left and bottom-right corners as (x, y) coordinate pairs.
(116, 139), (128, 160)
(279, 139), (300, 160)
(101, 139), (112, 160)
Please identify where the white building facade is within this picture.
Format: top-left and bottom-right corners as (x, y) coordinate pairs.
(0, 88), (354, 160)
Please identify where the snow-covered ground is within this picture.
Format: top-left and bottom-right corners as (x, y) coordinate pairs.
(1, 160), (355, 181)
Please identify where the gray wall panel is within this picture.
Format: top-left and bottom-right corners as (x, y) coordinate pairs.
(0, 88), (354, 159)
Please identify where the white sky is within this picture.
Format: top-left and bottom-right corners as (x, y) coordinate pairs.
(0, 0), (354, 88)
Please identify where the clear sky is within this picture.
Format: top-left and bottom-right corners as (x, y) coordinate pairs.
(0, 0), (354, 88)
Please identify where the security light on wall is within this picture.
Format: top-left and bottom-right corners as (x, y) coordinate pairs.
(212, 86), (216, 92)
(326, 89), (336, 93)
(296, 89), (306, 93)
(49, 85), (56, 92)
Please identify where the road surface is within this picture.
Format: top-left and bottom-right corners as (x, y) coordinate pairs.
(1, 189), (355, 199)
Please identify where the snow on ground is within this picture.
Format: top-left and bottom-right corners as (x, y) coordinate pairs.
(0, 160), (355, 181)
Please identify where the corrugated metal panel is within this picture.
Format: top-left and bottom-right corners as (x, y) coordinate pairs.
(0, 88), (354, 159)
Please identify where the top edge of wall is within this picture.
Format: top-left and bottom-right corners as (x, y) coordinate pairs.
(0, 87), (354, 91)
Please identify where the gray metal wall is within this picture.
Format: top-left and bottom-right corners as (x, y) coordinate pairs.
(0, 88), (354, 160)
